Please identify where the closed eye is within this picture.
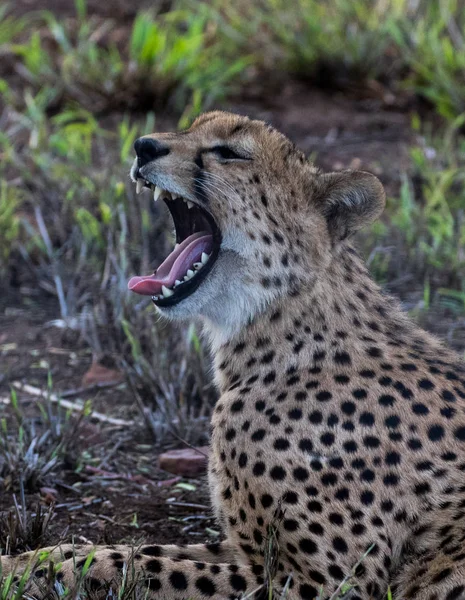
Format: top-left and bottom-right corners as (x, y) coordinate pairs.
(210, 145), (251, 161)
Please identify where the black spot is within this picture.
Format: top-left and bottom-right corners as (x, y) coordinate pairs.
(412, 403), (429, 415)
(307, 500), (323, 512)
(299, 438), (313, 452)
(367, 347), (382, 357)
(230, 573), (247, 592)
(385, 415), (400, 428)
(288, 408), (303, 420)
(428, 424), (445, 442)
(378, 394), (395, 407)
(145, 578), (161, 591)
(299, 538), (318, 554)
(341, 401), (356, 415)
(316, 391), (332, 402)
(418, 378), (435, 390)
(261, 494), (273, 508)
(414, 482), (431, 496)
(142, 545), (162, 556)
(446, 586), (465, 600)
(308, 521), (324, 535)
(270, 466), (286, 481)
(361, 490), (374, 505)
(196, 576), (216, 596)
(146, 559), (162, 573)
(169, 571), (188, 590)
(309, 410), (323, 424)
(328, 564), (345, 580)
(383, 473), (399, 486)
(454, 427), (465, 441)
(231, 400), (244, 413)
(251, 429), (266, 442)
(253, 462), (266, 476)
(293, 467), (309, 481)
(333, 537), (348, 553)
(359, 412), (374, 426)
(300, 584), (319, 599)
(334, 351), (351, 365)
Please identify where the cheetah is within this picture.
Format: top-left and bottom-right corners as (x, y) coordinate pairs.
(2, 111), (465, 600)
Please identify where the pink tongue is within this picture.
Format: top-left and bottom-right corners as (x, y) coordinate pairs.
(128, 232), (213, 296)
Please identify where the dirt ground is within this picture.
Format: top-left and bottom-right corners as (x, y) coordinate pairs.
(2, 0), (465, 557)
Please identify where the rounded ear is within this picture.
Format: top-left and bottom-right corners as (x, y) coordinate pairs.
(313, 170), (386, 242)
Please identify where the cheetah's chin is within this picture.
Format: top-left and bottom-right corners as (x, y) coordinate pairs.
(128, 183), (222, 307)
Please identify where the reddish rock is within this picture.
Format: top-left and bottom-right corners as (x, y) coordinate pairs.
(158, 447), (209, 477)
(40, 487), (58, 504)
(81, 362), (124, 387)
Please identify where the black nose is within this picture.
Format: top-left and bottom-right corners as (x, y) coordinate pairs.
(134, 137), (170, 168)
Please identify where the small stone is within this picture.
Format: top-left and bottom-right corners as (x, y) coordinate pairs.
(81, 362), (124, 387)
(158, 447), (209, 477)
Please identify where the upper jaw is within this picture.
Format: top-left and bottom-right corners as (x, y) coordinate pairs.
(131, 160), (196, 208)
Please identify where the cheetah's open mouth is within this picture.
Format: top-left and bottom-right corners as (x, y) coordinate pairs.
(128, 181), (221, 307)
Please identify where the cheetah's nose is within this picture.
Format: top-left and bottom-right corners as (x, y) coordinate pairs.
(134, 137), (170, 168)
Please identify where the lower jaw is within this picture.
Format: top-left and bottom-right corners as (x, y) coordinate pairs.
(151, 248), (220, 308)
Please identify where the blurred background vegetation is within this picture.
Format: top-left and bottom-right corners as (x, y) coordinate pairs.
(1, 0), (465, 420)
(0, 0), (464, 496)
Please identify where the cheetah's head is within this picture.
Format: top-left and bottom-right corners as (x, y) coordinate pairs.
(128, 111), (385, 344)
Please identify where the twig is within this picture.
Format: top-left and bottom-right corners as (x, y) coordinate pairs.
(166, 501), (210, 510)
(12, 382), (134, 427)
(61, 381), (123, 398)
(327, 544), (375, 600)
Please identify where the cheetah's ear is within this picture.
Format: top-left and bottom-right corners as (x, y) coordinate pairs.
(314, 170), (386, 242)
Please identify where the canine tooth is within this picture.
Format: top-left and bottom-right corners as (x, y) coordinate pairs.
(154, 186), (163, 202)
(161, 285), (174, 298)
(187, 200), (194, 209)
(201, 252), (209, 265)
(186, 269), (195, 279)
(193, 262), (203, 270)
(136, 179), (143, 194)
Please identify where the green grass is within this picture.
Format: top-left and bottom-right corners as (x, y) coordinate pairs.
(3, 0), (250, 120)
(249, 0), (465, 120)
(0, 379), (90, 494)
(362, 115), (465, 315)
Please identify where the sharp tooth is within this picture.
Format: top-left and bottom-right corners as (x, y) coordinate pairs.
(187, 201), (194, 209)
(186, 269), (194, 279)
(193, 262), (203, 270)
(136, 179), (143, 194)
(161, 285), (174, 298)
(174, 243), (180, 249)
(172, 194), (180, 200)
(174, 279), (182, 287)
(153, 186), (163, 202)
(201, 252), (209, 265)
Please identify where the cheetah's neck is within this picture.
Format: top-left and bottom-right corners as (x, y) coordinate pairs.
(212, 243), (444, 394)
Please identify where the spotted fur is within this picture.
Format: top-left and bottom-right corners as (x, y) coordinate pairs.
(3, 112), (465, 600)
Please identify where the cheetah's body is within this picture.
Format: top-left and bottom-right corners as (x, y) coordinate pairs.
(3, 112), (465, 600)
